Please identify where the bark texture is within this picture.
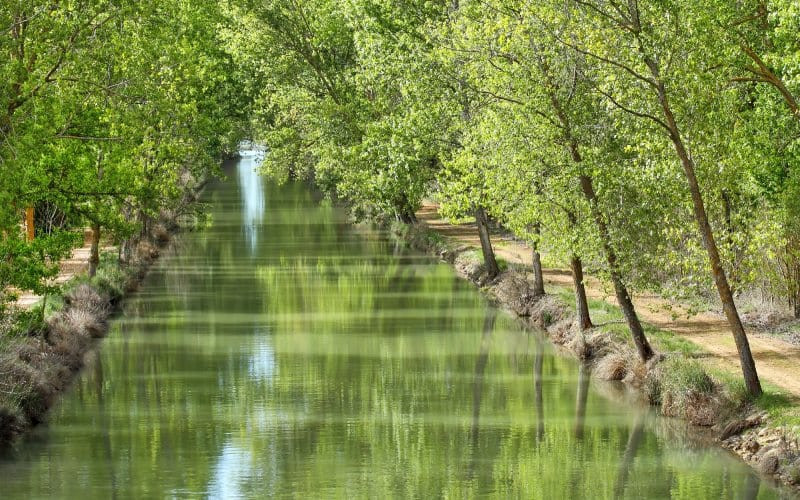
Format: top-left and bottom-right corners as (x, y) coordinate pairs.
(475, 206), (500, 279)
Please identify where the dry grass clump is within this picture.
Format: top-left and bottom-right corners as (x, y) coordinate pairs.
(48, 308), (106, 340)
(649, 356), (720, 426)
(567, 331), (590, 360)
(153, 223), (172, 244)
(136, 240), (160, 261)
(65, 284), (108, 316)
(0, 352), (48, 424)
(66, 308), (107, 338)
(623, 359), (651, 386)
(0, 295), (111, 439)
(528, 295), (568, 330)
(594, 352), (629, 381)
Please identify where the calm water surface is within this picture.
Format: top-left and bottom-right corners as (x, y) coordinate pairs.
(0, 154), (784, 498)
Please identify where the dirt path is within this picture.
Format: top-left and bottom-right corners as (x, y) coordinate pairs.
(417, 203), (800, 397)
(15, 231), (111, 309)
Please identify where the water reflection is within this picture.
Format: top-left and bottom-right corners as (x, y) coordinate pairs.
(574, 364), (590, 440)
(207, 443), (256, 499)
(471, 309), (496, 446)
(237, 151), (265, 252)
(0, 156), (783, 498)
(613, 414), (645, 498)
(533, 337), (545, 442)
(248, 330), (276, 382)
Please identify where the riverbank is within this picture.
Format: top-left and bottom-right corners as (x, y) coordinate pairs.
(0, 173), (211, 446)
(389, 218), (800, 491)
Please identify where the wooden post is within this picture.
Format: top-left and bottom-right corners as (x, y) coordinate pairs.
(25, 206), (34, 241)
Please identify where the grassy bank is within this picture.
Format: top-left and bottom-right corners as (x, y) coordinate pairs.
(0, 198), (203, 445)
(389, 220), (800, 490)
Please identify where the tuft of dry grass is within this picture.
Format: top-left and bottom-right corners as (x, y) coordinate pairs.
(136, 240), (159, 261)
(153, 223), (172, 244)
(594, 352), (629, 381)
(65, 284), (108, 317)
(64, 308), (107, 338)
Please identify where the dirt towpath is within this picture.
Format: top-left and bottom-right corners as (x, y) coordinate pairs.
(15, 231), (111, 309)
(417, 203), (800, 398)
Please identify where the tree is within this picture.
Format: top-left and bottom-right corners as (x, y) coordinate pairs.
(563, 0), (762, 395)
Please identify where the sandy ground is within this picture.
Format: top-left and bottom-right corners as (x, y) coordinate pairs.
(417, 203), (800, 397)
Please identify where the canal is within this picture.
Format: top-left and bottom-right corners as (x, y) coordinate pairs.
(0, 153), (780, 498)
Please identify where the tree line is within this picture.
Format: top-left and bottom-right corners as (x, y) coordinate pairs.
(1, 2), (250, 307)
(226, 0), (800, 398)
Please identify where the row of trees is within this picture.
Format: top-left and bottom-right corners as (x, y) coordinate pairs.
(229, 0), (800, 397)
(1, 1), (250, 307)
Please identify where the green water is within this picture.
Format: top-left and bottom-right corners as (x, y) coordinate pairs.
(0, 154), (784, 498)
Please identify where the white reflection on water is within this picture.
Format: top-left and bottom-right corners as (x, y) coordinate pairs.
(207, 443), (256, 499)
(249, 332), (276, 382)
(237, 150), (265, 252)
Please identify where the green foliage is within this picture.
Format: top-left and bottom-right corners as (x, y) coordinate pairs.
(1, 0), (251, 311)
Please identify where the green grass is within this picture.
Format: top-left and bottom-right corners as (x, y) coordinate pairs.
(711, 368), (800, 435)
(552, 287), (703, 355)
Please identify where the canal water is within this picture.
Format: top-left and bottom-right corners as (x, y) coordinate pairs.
(0, 153), (782, 498)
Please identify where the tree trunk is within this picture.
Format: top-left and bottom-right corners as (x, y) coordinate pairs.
(398, 209), (417, 224)
(649, 71), (762, 396)
(531, 223), (545, 297)
(25, 206), (35, 241)
(89, 223), (101, 278)
(120, 238), (133, 265)
(475, 206), (500, 279)
(570, 255), (593, 330)
(578, 173), (653, 361)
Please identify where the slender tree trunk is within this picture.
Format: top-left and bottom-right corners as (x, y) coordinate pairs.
(396, 193), (418, 224)
(578, 173), (653, 361)
(475, 205), (500, 279)
(89, 223), (101, 278)
(570, 255), (593, 330)
(531, 223), (545, 297)
(25, 206), (35, 241)
(647, 67), (762, 396)
(120, 238), (133, 265)
(721, 190), (740, 292)
(398, 209), (417, 224)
